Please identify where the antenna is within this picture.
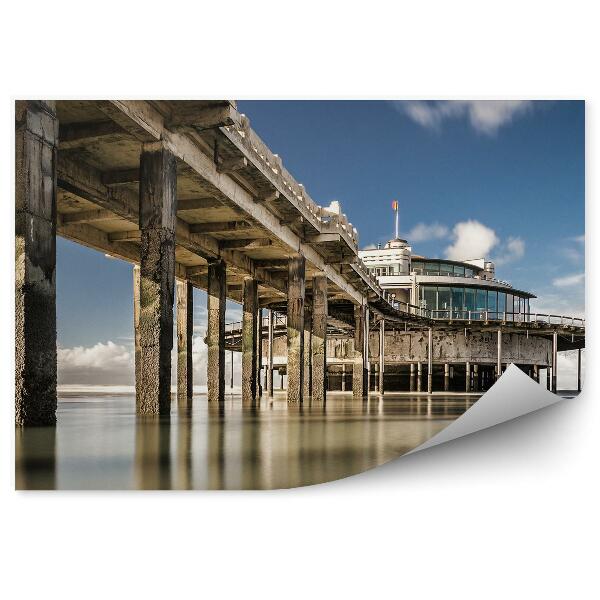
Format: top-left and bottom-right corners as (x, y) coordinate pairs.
(392, 200), (399, 239)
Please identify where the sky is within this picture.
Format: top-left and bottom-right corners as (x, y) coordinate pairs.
(56, 100), (585, 389)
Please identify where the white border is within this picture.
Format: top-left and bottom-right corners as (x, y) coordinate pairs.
(1, 2), (596, 599)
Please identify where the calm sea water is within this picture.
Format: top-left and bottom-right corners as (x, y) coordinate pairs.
(15, 392), (479, 490)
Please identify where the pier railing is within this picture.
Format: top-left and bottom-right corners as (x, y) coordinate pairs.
(223, 309), (585, 339)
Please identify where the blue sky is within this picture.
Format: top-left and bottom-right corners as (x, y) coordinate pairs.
(56, 100), (585, 386)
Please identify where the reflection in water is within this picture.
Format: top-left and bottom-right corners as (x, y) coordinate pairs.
(15, 392), (479, 490)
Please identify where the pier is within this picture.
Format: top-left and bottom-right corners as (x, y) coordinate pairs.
(15, 100), (586, 426)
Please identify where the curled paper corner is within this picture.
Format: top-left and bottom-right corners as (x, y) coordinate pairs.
(407, 364), (568, 455)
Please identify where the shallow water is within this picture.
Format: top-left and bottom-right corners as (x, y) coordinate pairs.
(15, 392), (479, 490)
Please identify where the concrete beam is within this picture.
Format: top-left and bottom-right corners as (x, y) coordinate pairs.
(188, 220), (252, 234)
(312, 273), (328, 403)
(98, 101), (366, 304)
(62, 208), (118, 225)
(287, 254), (305, 403)
(167, 101), (239, 129)
(15, 101), (58, 426)
(101, 168), (140, 186)
(176, 280), (193, 406)
(207, 260), (226, 402)
(217, 156), (248, 174)
(58, 120), (125, 150)
(242, 277), (258, 402)
(56, 155), (286, 293)
(136, 142), (177, 415)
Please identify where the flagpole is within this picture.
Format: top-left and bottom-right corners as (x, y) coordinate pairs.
(393, 200), (399, 239)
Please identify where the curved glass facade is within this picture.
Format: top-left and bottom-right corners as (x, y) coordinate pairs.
(412, 259), (476, 278)
(419, 284), (530, 320)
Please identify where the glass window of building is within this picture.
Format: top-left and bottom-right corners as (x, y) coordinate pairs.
(425, 262), (438, 275)
(488, 290), (497, 314)
(453, 265), (465, 276)
(423, 286), (436, 311)
(452, 287), (464, 315)
(464, 288), (475, 312)
(438, 287), (451, 315)
(506, 294), (513, 316)
(465, 267), (474, 278)
(476, 289), (487, 316)
(498, 292), (506, 314)
(440, 263), (453, 276)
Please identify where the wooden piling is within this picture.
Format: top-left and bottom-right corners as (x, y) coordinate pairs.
(267, 309), (274, 397)
(133, 265), (141, 394)
(353, 304), (368, 399)
(312, 272), (328, 402)
(176, 280), (193, 405)
(207, 260), (226, 402)
(379, 319), (385, 395)
(287, 254), (305, 403)
(15, 101), (58, 426)
(427, 327), (433, 393)
(137, 142), (177, 415)
(303, 301), (313, 399)
(242, 277), (258, 402)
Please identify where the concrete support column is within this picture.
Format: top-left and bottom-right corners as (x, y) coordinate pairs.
(552, 331), (558, 392)
(533, 364), (540, 383)
(176, 280), (193, 405)
(417, 362), (422, 392)
(242, 277), (258, 402)
(137, 142), (177, 415)
(15, 101), (58, 426)
(427, 327), (433, 393)
(287, 254), (305, 403)
(444, 363), (450, 391)
(257, 308), (263, 397)
(546, 366), (551, 391)
(267, 309), (274, 397)
(312, 272), (328, 403)
(303, 302), (313, 399)
(465, 361), (471, 392)
(496, 329), (503, 382)
(207, 260), (226, 403)
(473, 364), (479, 392)
(378, 319), (385, 395)
(410, 363), (416, 392)
(133, 265), (142, 395)
(577, 348), (582, 392)
(341, 364), (346, 391)
(353, 304), (368, 399)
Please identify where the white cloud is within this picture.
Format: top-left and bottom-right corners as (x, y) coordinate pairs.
(552, 273), (585, 288)
(59, 341), (132, 370)
(494, 236), (525, 266)
(562, 246), (582, 263)
(406, 222), (449, 242)
(394, 100), (532, 135)
(58, 341), (134, 386)
(445, 220), (499, 261)
(362, 243), (377, 250)
(557, 349), (585, 391)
